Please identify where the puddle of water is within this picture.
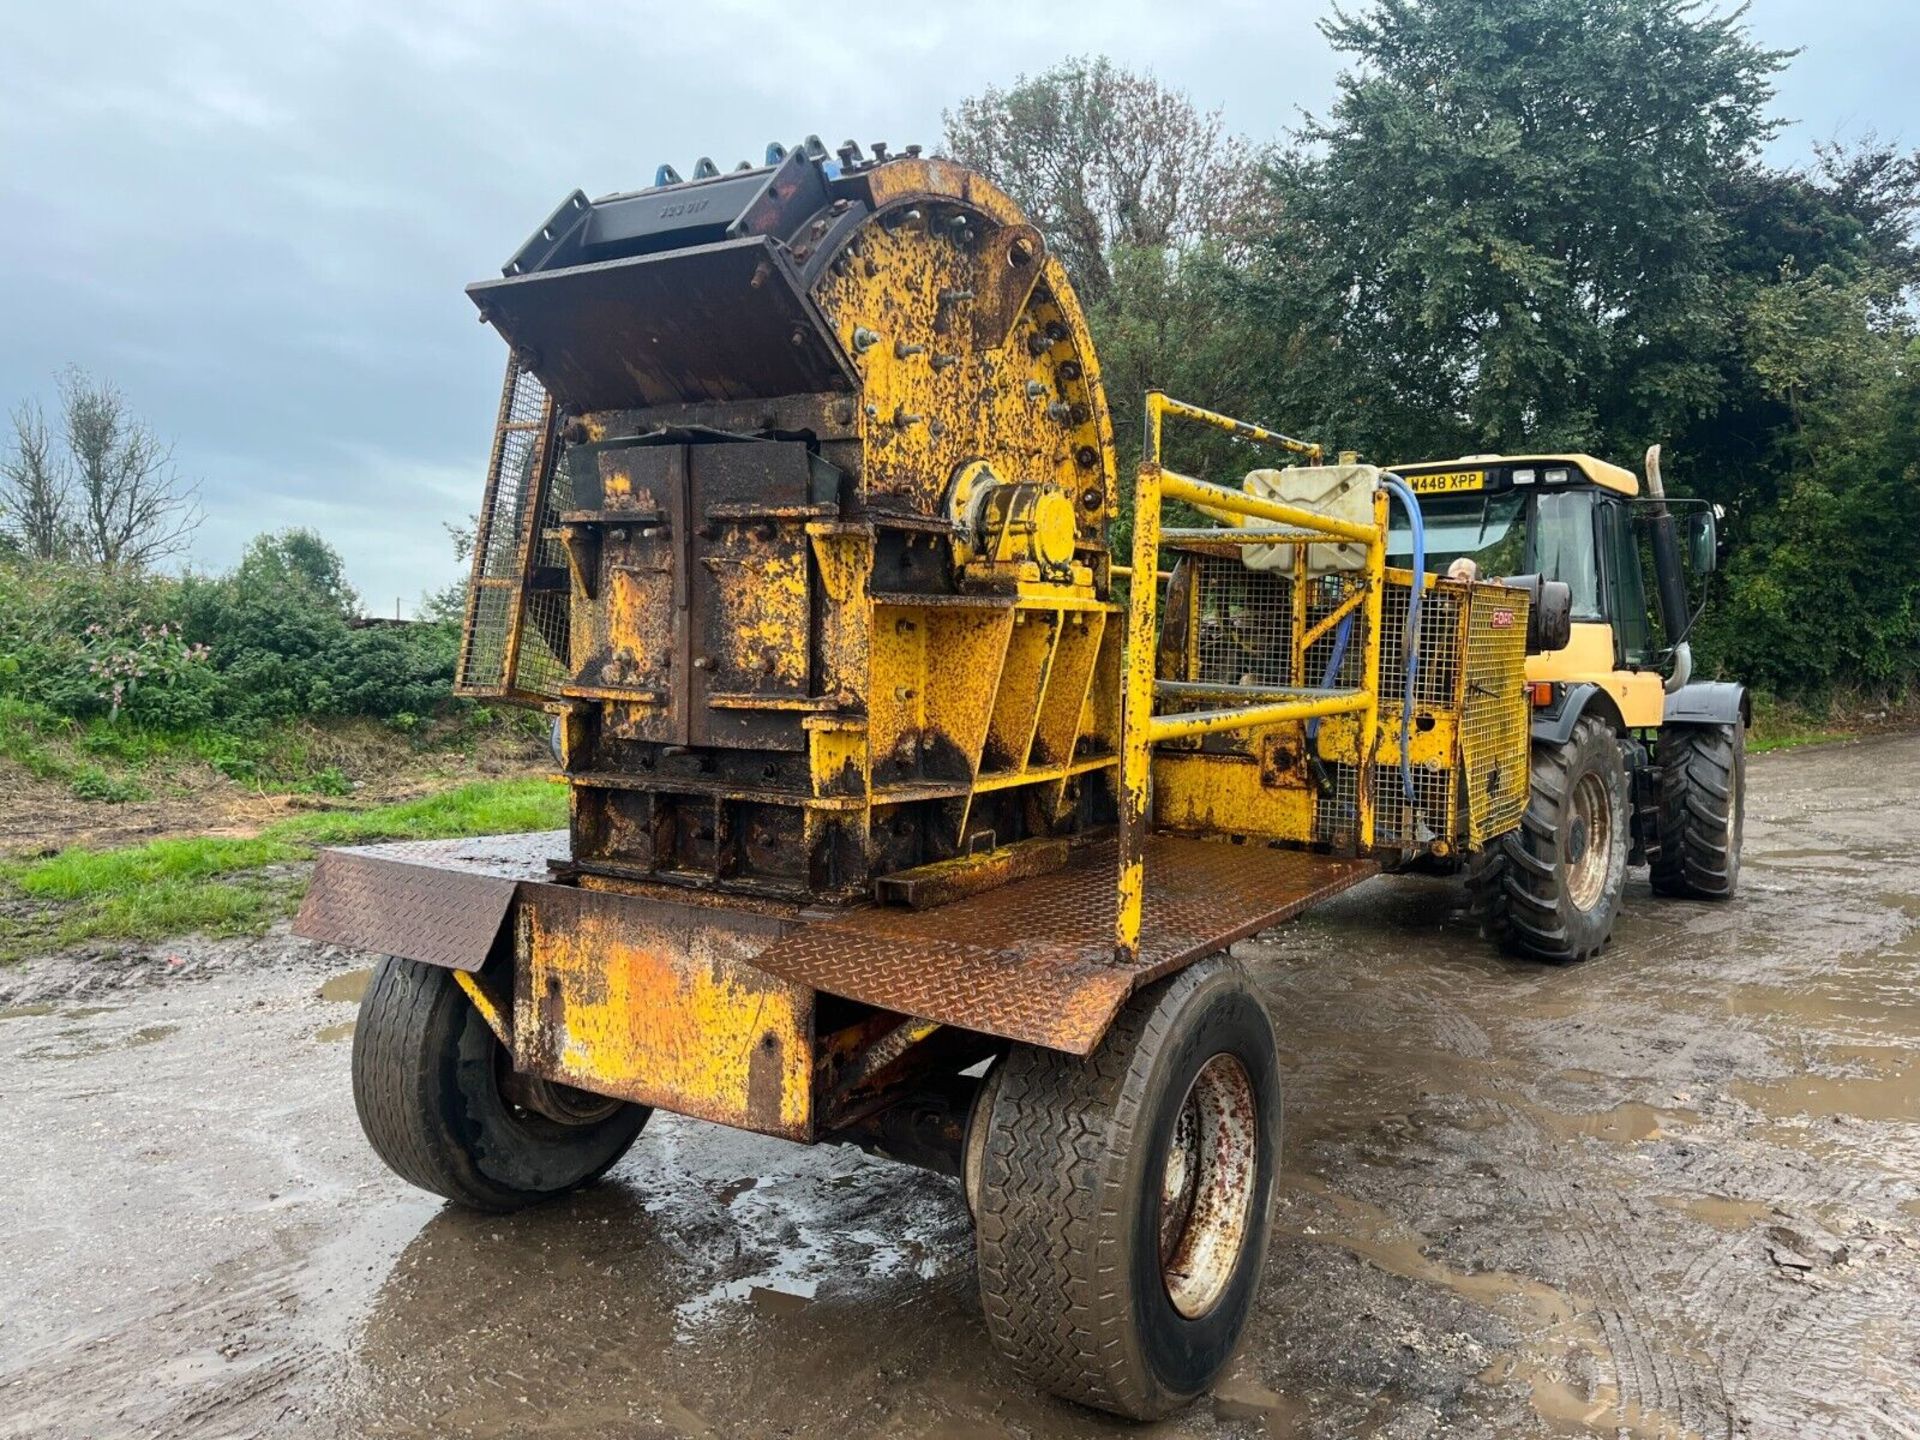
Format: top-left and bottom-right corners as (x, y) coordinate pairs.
(1653, 1194), (1776, 1231)
(0, 1003), (56, 1020)
(746, 1283), (813, 1318)
(1278, 1174), (1580, 1327)
(1525, 1101), (1697, 1144)
(1479, 1354), (1694, 1440)
(25, 1021), (180, 1062)
(315, 1021), (356, 1044)
(319, 969), (371, 1005)
(1211, 1368), (1311, 1430)
(663, 1159), (959, 1331)
(1733, 1065), (1920, 1124)
(1282, 1176), (1705, 1440)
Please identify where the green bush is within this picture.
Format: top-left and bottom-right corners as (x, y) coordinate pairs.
(68, 766), (147, 804)
(0, 528), (466, 737)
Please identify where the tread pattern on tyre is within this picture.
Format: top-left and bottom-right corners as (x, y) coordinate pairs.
(353, 955), (484, 1202)
(974, 960), (1232, 1419)
(1468, 714), (1623, 963)
(1650, 723), (1741, 899)
(351, 956), (644, 1211)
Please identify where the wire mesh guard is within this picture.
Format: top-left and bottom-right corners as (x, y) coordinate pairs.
(1190, 557), (1299, 688)
(1460, 588), (1532, 848)
(1180, 555), (1475, 851)
(457, 358), (570, 696)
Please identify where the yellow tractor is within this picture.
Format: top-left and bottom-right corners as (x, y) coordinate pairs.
(300, 140), (1583, 1419)
(1388, 452), (1745, 962)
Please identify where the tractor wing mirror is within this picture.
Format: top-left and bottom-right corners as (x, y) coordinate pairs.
(1685, 508), (1720, 574)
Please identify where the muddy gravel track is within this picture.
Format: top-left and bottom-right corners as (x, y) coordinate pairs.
(2, 735), (1917, 1439)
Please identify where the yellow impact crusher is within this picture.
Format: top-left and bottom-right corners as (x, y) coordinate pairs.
(300, 140), (1599, 1420)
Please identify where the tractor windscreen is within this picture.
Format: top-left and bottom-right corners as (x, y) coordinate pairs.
(1387, 492), (1527, 577)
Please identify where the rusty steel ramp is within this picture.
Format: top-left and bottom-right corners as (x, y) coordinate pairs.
(751, 838), (1377, 1055)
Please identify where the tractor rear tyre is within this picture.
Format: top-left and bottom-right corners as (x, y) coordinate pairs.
(352, 956), (649, 1212)
(1468, 714), (1629, 964)
(971, 957), (1282, 1421)
(1650, 723), (1744, 900)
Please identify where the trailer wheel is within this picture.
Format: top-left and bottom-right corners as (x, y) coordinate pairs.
(352, 956), (648, 1212)
(1468, 713), (1628, 963)
(1650, 723), (1744, 899)
(972, 958), (1281, 1420)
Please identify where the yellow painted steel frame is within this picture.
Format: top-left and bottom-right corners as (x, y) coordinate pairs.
(1115, 393), (1387, 961)
(515, 883), (815, 1139)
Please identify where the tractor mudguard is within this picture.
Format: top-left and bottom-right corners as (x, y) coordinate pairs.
(1663, 680), (1750, 729)
(1531, 682), (1622, 745)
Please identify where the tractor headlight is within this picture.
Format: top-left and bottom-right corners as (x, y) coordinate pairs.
(1512, 467), (1536, 485)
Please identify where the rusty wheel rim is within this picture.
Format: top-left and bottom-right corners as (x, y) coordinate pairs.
(1565, 770), (1612, 912)
(494, 1046), (623, 1127)
(1159, 1053), (1259, 1320)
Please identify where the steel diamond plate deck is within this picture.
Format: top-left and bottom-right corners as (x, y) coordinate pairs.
(752, 838), (1377, 1054)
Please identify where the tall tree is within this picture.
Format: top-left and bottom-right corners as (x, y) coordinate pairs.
(0, 397), (72, 560)
(943, 57), (1268, 307)
(1248, 0), (1793, 463)
(58, 368), (202, 570)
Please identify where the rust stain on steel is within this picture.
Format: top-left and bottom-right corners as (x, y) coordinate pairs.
(515, 882), (814, 1140)
(875, 837), (1071, 909)
(294, 831), (568, 971)
(753, 837), (1377, 1055)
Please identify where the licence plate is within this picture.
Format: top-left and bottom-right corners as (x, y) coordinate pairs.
(1407, 469), (1486, 494)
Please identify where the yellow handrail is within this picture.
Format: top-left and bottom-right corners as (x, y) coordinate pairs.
(1113, 392), (1385, 962)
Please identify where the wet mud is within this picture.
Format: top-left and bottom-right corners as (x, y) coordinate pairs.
(3, 735), (1918, 1438)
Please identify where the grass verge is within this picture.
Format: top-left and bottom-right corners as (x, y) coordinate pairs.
(1, 778), (566, 959)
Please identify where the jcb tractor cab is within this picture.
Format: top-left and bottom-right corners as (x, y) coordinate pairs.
(1388, 449), (1746, 963)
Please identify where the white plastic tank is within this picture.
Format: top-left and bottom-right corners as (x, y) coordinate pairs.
(1239, 464), (1381, 574)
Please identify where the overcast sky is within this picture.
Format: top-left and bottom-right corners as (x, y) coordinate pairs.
(0, 0), (1908, 615)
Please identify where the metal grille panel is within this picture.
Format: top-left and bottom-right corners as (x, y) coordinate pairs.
(1380, 577), (1463, 707)
(1462, 585), (1533, 848)
(1314, 761), (1361, 847)
(457, 357), (560, 696)
(1373, 761), (1454, 848)
(1192, 556), (1295, 687)
(1302, 576), (1368, 689)
(1312, 759), (1455, 849)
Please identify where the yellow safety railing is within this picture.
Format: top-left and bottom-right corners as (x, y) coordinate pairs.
(1113, 393), (1388, 961)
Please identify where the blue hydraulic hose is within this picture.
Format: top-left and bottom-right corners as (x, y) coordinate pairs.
(1379, 474), (1426, 808)
(1304, 611), (1354, 746)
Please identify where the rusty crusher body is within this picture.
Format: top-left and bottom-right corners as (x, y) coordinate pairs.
(300, 143), (1546, 1420)
(461, 147), (1125, 898)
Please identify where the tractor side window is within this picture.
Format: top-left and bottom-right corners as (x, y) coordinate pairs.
(1599, 501), (1656, 665)
(1529, 492), (1601, 620)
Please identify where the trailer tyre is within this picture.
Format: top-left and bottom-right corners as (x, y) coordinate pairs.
(1468, 714), (1628, 963)
(972, 958), (1281, 1420)
(1650, 723), (1744, 899)
(352, 956), (648, 1212)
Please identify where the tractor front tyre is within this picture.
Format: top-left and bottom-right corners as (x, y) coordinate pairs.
(971, 958), (1282, 1421)
(1468, 714), (1629, 964)
(352, 956), (649, 1212)
(1650, 723), (1744, 900)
